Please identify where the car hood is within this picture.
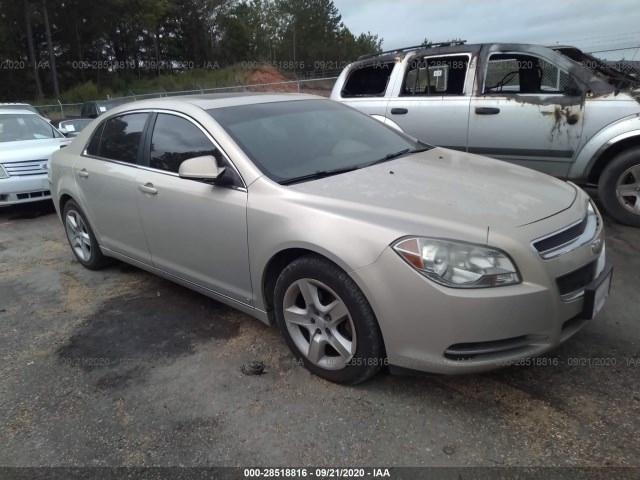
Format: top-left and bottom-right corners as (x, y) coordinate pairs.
(0, 138), (70, 163)
(289, 147), (577, 231)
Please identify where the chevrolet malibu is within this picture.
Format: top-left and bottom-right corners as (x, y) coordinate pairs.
(49, 94), (612, 384)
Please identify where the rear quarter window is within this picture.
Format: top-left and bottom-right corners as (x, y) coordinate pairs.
(341, 62), (394, 97)
(86, 113), (148, 164)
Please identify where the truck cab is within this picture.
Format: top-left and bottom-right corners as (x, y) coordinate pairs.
(331, 42), (640, 226)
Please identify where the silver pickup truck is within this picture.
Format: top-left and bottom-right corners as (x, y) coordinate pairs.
(330, 41), (640, 226)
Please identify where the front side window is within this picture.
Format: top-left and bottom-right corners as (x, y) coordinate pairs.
(98, 113), (148, 163)
(85, 122), (105, 156)
(484, 53), (571, 94)
(149, 114), (219, 173)
(403, 55), (469, 95)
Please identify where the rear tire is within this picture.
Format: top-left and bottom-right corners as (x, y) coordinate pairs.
(274, 255), (385, 385)
(62, 200), (112, 270)
(598, 147), (640, 227)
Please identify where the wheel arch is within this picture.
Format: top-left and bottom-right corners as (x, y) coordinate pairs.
(262, 248), (324, 324)
(587, 134), (640, 185)
(261, 247), (364, 326)
(58, 193), (106, 249)
(59, 193), (74, 213)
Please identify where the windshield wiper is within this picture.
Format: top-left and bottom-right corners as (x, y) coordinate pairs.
(366, 146), (431, 167)
(279, 166), (360, 185)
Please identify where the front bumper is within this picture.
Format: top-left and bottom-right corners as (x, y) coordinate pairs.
(351, 206), (609, 374)
(0, 174), (51, 206)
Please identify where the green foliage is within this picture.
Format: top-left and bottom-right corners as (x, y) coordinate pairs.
(1, 0), (384, 102)
(58, 81), (107, 103)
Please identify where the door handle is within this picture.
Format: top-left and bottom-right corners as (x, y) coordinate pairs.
(138, 183), (158, 195)
(390, 108), (408, 115)
(475, 107), (500, 115)
(77, 168), (89, 178)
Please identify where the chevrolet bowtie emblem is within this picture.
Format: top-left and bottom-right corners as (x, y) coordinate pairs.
(591, 237), (603, 255)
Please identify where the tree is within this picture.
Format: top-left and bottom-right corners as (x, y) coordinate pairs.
(24, 0), (44, 98)
(0, 0), (384, 101)
(41, 0), (59, 96)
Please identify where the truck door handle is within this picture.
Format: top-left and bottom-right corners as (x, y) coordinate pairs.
(138, 183), (158, 195)
(390, 108), (408, 115)
(77, 169), (89, 178)
(475, 107), (500, 115)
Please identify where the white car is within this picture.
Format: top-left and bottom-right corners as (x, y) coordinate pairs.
(0, 109), (70, 206)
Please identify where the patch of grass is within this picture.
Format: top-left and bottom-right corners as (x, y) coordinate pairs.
(31, 64), (251, 115)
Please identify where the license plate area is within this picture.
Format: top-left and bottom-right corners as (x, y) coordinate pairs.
(581, 264), (613, 320)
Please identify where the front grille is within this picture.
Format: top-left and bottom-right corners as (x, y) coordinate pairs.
(556, 260), (597, 296)
(533, 215), (588, 253)
(14, 190), (50, 200)
(1, 159), (48, 176)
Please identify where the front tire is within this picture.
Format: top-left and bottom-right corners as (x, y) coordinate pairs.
(62, 200), (111, 270)
(274, 255), (385, 385)
(598, 147), (640, 227)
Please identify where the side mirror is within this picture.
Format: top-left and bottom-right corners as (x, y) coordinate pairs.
(178, 155), (226, 182)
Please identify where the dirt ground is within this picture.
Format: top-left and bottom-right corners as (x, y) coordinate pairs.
(0, 199), (639, 471)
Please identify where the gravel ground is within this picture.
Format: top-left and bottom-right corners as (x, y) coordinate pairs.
(0, 199), (639, 469)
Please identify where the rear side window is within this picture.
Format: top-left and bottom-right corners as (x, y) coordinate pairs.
(97, 113), (148, 163)
(402, 55), (469, 95)
(85, 122), (104, 155)
(149, 114), (219, 173)
(341, 62), (394, 97)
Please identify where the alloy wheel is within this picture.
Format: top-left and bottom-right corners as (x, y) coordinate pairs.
(616, 164), (640, 214)
(282, 278), (356, 370)
(65, 210), (92, 262)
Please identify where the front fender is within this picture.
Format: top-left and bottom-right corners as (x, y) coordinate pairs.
(569, 113), (640, 182)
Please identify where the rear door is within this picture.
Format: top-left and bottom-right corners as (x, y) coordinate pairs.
(135, 112), (253, 304)
(467, 47), (585, 177)
(385, 52), (474, 150)
(75, 112), (152, 263)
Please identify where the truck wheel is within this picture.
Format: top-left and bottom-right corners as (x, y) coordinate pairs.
(598, 147), (640, 227)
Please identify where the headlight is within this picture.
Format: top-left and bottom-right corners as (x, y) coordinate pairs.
(0, 164), (8, 179)
(393, 237), (521, 288)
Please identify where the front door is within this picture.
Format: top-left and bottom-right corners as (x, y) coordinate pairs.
(135, 112), (253, 305)
(467, 49), (585, 177)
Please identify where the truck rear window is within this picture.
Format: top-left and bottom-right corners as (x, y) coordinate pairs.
(341, 62), (394, 97)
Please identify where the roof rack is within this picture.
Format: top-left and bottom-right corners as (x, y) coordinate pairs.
(358, 40), (467, 60)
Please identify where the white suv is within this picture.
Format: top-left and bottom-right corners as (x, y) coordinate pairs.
(0, 109), (70, 206)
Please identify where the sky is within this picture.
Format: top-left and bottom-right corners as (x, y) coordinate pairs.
(332, 0), (640, 61)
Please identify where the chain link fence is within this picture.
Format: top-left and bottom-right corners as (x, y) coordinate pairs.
(33, 76), (339, 120)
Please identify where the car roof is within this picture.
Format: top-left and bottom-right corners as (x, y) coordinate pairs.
(0, 108), (38, 115)
(106, 92), (324, 113)
(354, 42), (582, 66)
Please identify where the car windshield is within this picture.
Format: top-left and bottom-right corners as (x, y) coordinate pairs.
(0, 113), (63, 142)
(208, 99), (427, 184)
